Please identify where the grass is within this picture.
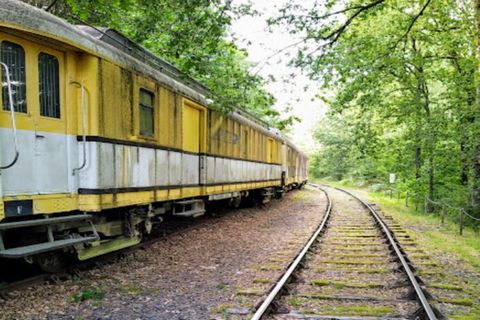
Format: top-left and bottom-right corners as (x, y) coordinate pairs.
(288, 294), (301, 307)
(70, 287), (106, 303)
(368, 192), (480, 272)
(209, 303), (234, 316)
(216, 282), (227, 289)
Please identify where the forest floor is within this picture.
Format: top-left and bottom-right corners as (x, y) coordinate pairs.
(0, 187), (327, 320)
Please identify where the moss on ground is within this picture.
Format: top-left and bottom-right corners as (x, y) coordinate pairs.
(315, 267), (388, 274)
(302, 305), (394, 316)
(430, 283), (463, 291)
(252, 278), (272, 284)
(319, 259), (385, 265)
(450, 306), (480, 320)
(334, 253), (384, 258)
(437, 297), (474, 306)
(311, 279), (384, 288)
(236, 288), (263, 296)
(256, 263), (283, 271)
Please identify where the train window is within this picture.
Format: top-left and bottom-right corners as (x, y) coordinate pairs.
(38, 53), (60, 118)
(1, 41), (27, 113)
(139, 89), (154, 137)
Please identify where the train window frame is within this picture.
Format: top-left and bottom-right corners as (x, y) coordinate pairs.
(139, 88), (155, 138)
(1, 40), (27, 113)
(38, 52), (61, 119)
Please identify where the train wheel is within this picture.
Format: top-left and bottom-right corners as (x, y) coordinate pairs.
(33, 251), (67, 273)
(230, 196), (242, 208)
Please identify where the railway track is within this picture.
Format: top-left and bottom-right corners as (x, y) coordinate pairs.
(252, 184), (442, 320)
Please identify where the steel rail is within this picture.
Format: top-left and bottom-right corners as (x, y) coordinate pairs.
(251, 184), (332, 320)
(335, 187), (438, 320)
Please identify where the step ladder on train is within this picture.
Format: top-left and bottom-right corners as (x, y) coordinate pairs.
(0, 214), (99, 258)
(172, 199), (205, 218)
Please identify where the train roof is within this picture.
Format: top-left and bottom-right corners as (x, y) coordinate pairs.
(0, 0), (306, 157)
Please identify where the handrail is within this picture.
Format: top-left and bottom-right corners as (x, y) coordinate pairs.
(70, 81), (87, 174)
(0, 62), (19, 170)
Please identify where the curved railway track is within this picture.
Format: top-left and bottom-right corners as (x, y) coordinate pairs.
(252, 184), (442, 320)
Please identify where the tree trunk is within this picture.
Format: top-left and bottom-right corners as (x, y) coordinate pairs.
(472, 0), (480, 214)
(414, 123), (422, 195)
(460, 136), (469, 186)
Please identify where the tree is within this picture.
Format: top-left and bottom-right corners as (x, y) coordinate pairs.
(274, 0), (479, 215)
(22, 0), (285, 127)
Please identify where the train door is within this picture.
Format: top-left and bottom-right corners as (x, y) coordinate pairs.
(33, 48), (69, 194)
(0, 37), (69, 199)
(182, 100), (206, 185)
(267, 138), (274, 163)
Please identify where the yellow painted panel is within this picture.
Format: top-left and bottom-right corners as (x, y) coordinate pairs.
(158, 87), (170, 146)
(182, 187), (202, 198)
(33, 196), (77, 214)
(183, 104), (200, 152)
(0, 201), (4, 220)
(267, 138), (274, 163)
(169, 189), (182, 199)
(1, 194), (78, 215)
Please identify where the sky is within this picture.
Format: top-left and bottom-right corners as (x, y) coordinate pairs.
(230, 0), (328, 153)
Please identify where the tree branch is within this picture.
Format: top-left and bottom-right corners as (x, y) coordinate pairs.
(318, 0), (387, 45)
(387, 0), (433, 51)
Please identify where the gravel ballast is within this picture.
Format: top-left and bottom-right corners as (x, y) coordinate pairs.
(1, 187), (327, 320)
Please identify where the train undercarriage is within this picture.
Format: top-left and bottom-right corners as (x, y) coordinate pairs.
(0, 184), (305, 272)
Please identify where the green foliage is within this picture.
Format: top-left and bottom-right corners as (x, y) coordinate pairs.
(276, 0), (480, 218)
(24, 0), (284, 127)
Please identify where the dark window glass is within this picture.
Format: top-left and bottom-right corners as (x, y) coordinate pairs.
(1, 41), (27, 113)
(39, 53), (60, 118)
(139, 89), (154, 136)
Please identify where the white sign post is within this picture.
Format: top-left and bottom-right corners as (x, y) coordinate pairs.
(389, 173), (396, 184)
(389, 173), (396, 198)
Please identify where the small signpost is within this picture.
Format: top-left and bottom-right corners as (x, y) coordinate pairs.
(389, 173), (396, 184)
(389, 173), (396, 198)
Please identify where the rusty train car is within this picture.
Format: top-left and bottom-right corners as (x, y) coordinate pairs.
(0, 1), (307, 271)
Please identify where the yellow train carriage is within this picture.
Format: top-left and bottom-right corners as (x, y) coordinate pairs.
(0, 1), (307, 269)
